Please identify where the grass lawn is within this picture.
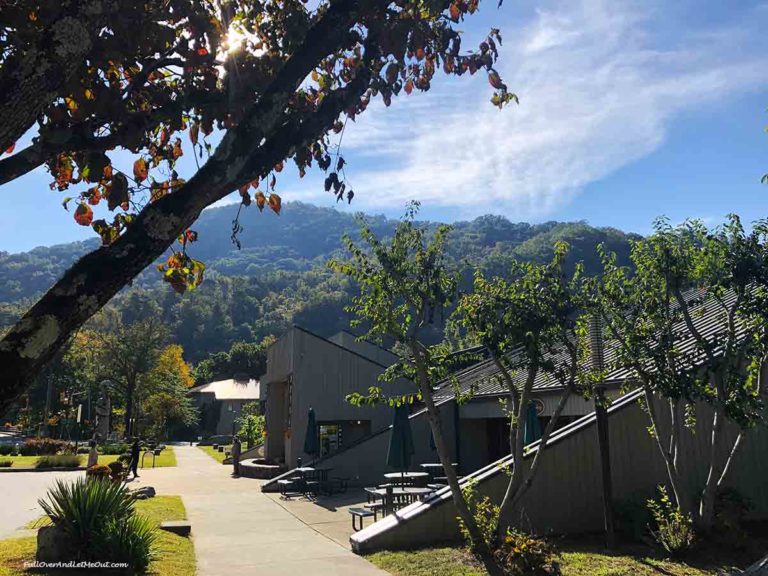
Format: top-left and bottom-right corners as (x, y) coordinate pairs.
(0, 448), (176, 469)
(0, 496), (195, 576)
(198, 444), (231, 463)
(368, 534), (768, 576)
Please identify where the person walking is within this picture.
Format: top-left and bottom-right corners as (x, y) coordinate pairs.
(129, 439), (141, 479)
(231, 436), (241, 476)
(86, 440), (99, 468)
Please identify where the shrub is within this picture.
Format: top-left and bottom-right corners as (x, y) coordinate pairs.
(86, 464), (112, 479)
(76, 446), (90, 454)
(458, 480), (499, 552)
(0, 444), (14, 455)
(0, 459), (12, 467)
(20, 438), (72, 456)
(494, 529), (559, 576)
(118, 452), (133, 465)
(38, 477), (156, 570)
(107, 461), (125, 480)
(100, 443), (129, 455)
(35, 454), (82, 469)
(647, 486), (695, 556)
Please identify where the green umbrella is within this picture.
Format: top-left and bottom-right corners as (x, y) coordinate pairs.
(524, 401), (542, 444)
(303, 407), (319, 464)
(387, 404), (415, 473)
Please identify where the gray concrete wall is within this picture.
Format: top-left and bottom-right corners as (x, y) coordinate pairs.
(351, 389), (768, 552)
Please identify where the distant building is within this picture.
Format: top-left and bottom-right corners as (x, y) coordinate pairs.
(188, 377), (261, 437)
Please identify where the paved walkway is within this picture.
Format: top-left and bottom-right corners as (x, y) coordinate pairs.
(133, 445), (388, 576)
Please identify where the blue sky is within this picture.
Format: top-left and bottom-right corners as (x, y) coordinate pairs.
(1, 0), (767, 253)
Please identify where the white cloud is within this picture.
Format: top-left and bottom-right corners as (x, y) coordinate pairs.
(328, 0), (768, 221)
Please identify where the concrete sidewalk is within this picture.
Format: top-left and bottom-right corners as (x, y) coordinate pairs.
(134, 445), (388, 576)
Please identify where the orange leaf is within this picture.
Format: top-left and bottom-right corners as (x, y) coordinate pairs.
(5, 143), (15, 155)
(74, 203), (93, 226)
(133, 158), (148, 182)
(268, 193), (282, 215)
(255, 191), (266, 212)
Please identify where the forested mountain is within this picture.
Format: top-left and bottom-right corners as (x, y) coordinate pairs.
(0, 202), (640, 361)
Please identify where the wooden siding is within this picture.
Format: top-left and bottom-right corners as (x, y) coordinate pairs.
(352, 390), (768, 552)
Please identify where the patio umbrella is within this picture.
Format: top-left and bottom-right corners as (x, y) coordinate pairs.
(387, 404), (415, 478)
(303, 407), (320, 465)
(524, 401), (543, 444)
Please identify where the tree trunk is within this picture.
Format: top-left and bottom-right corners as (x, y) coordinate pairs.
(411, 342), (503, 576)
(0, 5), (106, 152)
(0, 0), (377, 414)
(498, 384), (573, 535)
(643, 388), (692, 516)
(698, 404), (726, 531)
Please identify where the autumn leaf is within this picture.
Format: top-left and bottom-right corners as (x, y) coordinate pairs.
(274, 161), (284, 173)
(74, 203), (93, 226)
(255, 191), (266, 212)
(172, 139), (183, 160)
(268, 193), (282, 215)
(133, 158), (148, 182)
(190, 123), (199, 146)
(449, 3), (461, 20)
(488, 70), (505, 90)
(5, 143), (15, 155)
(404, 79), (414, 95)
(87, 187), (102, 206)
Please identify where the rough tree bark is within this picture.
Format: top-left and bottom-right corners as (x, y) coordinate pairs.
(0, 2), (110, 152)
(0, 0), (384, 415)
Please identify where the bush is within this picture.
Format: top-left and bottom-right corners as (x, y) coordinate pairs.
(77, 446), (90, 454)
(100, 443), (129, 455)
(0, 459), (12, 467)
(0, 444), (14, 455)
(107, 461), (124, 480)
(19, 438), (72, 456)
(647, 486), (695, 556)
(86, 464), (112, 479)
(38, 477), (156, 570)
(35, 454), (82, 469)
(494, 529), (560, 576)
(458, 479), (499, 552)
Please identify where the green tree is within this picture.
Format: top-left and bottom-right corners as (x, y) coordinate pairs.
(329, 204), (502, 575)
(94, 308), (168, 437)
(453, 241), (597, 538)
(589, 215), (768, 531)
(0, 0), (515, 415)
(235, 402), (265, 449)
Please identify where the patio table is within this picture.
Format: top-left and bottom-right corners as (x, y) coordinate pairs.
(371, 486), (434, 506)
(383, 471), (429, 487)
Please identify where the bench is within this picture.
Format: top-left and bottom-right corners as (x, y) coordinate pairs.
(349, 507), (376, 531)
(277, 479), (301, 499)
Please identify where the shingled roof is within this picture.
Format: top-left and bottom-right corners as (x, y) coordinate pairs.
(434, 287), (746, 401)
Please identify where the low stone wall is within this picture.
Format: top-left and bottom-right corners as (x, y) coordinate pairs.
(240, 458), (284, 479)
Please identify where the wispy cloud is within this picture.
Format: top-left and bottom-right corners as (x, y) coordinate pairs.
(326, 0), (768, 220)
